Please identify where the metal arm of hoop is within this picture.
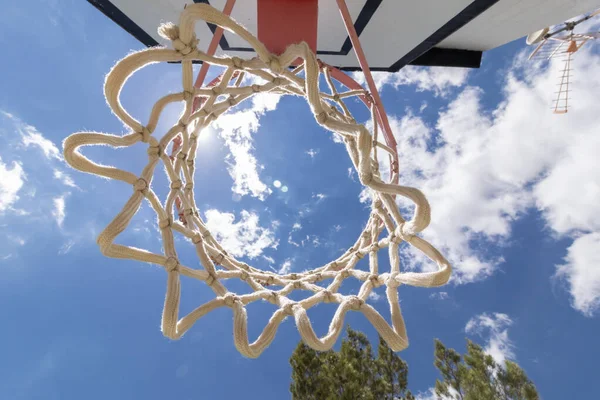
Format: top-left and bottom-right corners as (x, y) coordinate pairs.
(335, 0), (399, 180)
(322, 62), (399, 179)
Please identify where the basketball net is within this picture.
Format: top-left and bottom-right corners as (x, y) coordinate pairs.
(63, 3), (451, 357)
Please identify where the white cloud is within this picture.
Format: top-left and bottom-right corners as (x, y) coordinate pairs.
(22, 130), (61, 160)
(429, 291), (449, 300)
(1, 112), (63, 160)
(278, 258), (292, 274)
(347, 167), (355, 181)
(52, 196), (66, 227)
(58, 239), (76, 255)
(53, 170), (77, 188)
(358, 187), (372, 204)
(204, 209), (278, 259)
(312, 193), (327, 201)
(368, 290), (382, 302)
(414, 388), (449, 400)
(465, 312), (515, 365)
(389, 49), (600, 297)
(555, 233), (600, 316)
(305, 148), (319, 158)
(262, 255), (275, 264)
(0, 158), (25, 211)
(353, 66), (470, 97)
(212, 92), (281, 200)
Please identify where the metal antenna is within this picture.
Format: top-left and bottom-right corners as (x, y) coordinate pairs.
(553, 49), (572, 114)
(526, 8), (600, 114)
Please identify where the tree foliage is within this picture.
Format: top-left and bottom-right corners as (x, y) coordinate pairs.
(290, 327), (539, 400)
(290, 326), (413, 400)
(434, 339), (539, 400)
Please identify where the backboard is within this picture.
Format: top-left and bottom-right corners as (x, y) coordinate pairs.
(89, 0), (599, 71)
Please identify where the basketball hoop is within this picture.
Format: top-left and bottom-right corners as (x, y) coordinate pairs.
(63, 2), (451, 357)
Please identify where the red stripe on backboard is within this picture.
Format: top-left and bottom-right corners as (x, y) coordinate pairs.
(257, 0), (318, 55)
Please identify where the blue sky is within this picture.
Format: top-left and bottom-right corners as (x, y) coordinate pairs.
(1, 1), (600, 399)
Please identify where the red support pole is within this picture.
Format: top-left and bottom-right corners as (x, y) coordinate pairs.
(192, 0), (237, 111)
(335, 0), (398, 175)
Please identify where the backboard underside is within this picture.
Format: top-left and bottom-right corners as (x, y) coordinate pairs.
(89, 0), (599, 71)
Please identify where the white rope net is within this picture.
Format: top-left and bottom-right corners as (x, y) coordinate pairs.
(63, 3), (451, 358)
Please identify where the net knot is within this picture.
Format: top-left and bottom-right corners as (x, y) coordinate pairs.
(223, 293), (239, 307)
(240, 263), (250, 271)
(164, 257), (179, 273)
(133, 178), (148, 193)
(322, 290), (335, 303)
(272, 77), (283, 86)
(266, 276), (275, 286)
(175, 38), (198, 56)
(395, 223), (415, 242)
(147, 145), (162, 157)
(214, 252), (227, 265)
(183, 90), (193, 102)
(170, 180), (183, 190)
(205, 272), (217, 286)
(313, 273), (322, 282)
(316, 111), (328, 124)
(184, 182), (193, 190)
(373, 198), (383, 209)
(359, 172), (374, 185)
(159, 217), (171, 229)
(158, 23), (199, 56)
(231, 56), (244, 69)
(354, 250), (365, 260)
(252, 84), (261, 93)
(333, 94), (340, 101)
(370, 242), (380, 252)
(186, 159), (195, 168)
(341, 269), (351, 279)
(389, 232), (402, 245)
(386, 272), (401, 288)
(138, 127), (151, 143)
(211, 86), (223, 96)
(269, 290), (279, 302)
(240, 271), (249, 281)
(348, 296), (364, 310)
(200, 229), (211, 239)
(191, 233), (202, 244)
(268, 57), (283, 74)
(227, 96), (237, 106)
(171, 32), (198, 56)
(293, 281), (302, 289)
(283, 302), (298, 316)
(368, 274), (382, 287)
(176, 152), (187, 160)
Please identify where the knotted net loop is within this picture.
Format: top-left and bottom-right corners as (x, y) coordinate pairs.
(62, 3), (451, 358)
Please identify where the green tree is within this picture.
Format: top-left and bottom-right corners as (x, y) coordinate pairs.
(434, 339), (539, 400)
(290, 328), (539, 400)
(289, 326), (413, 400)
